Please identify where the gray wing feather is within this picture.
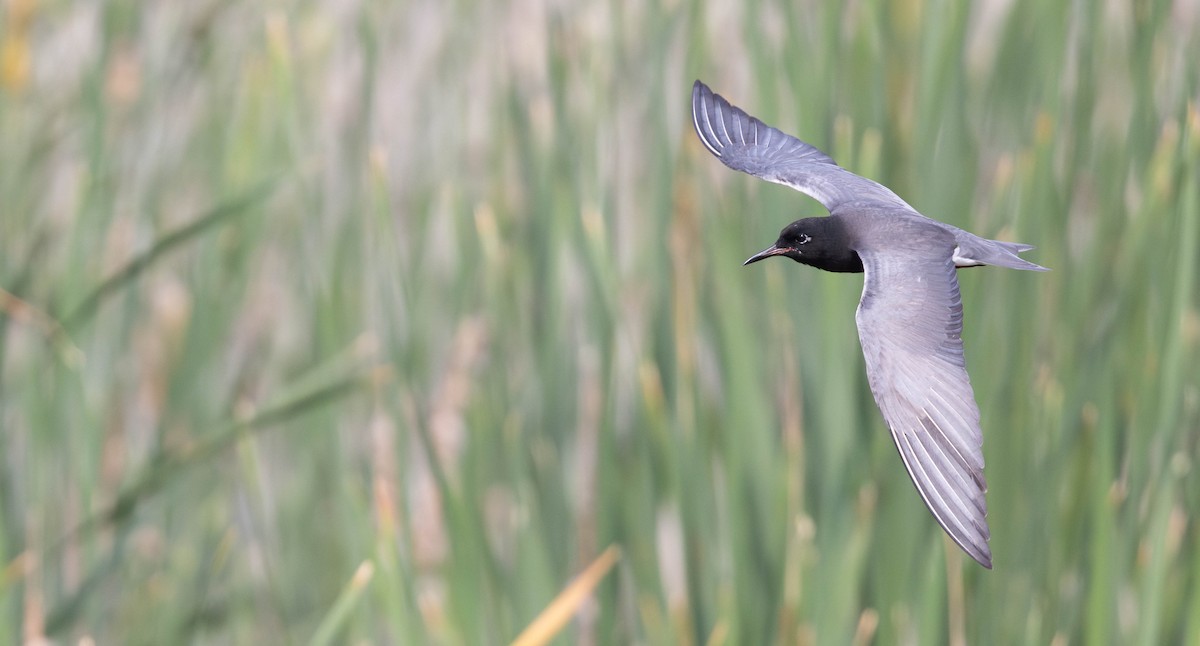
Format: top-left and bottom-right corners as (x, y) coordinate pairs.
(691, 80), (914, 212)
(855, 247), (993, 568)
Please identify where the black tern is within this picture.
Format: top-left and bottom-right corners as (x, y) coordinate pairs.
(691, 80), (1047, 569)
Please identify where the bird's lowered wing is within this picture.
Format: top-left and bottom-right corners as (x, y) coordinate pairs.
(691, 80), (914, 213)
(854, 246), (992, 568)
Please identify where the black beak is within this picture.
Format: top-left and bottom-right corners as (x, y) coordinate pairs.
(743, 244), (789, 266)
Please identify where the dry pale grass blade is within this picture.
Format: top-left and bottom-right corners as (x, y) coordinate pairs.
(511, 546), (622, 646)
(945, 535), (966, 646)
(309, 561), (377, 646)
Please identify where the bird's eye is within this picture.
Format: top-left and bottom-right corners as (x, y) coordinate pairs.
(798, 234), (811, 245)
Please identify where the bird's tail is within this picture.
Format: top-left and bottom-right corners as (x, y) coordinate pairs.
(955, 236), (1049, 272)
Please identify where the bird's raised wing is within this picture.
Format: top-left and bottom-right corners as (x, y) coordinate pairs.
(691, 80), (914, 212)
(854, 245), (992, 568)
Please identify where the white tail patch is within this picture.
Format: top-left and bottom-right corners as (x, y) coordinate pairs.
(952, 246), (985, 268)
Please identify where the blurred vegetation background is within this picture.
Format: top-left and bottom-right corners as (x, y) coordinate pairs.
(1, 0), (1198, 643)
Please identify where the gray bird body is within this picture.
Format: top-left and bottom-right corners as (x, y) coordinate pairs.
(692, 80), (1047, 569)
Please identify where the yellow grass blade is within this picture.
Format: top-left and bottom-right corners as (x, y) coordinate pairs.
(511, 546), (622, 646)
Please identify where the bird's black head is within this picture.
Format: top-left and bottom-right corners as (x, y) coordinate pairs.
(743, 218), (863, 273)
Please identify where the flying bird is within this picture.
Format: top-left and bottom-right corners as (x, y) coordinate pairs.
(691, 79), (1047, 569)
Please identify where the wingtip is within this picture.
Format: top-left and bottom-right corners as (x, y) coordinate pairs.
(950, 520), (994, 570)
(964, 520), (993, 569)
(966, 527), (993, 569)
(690, 79), (724, 158)
(976, 549), (993, 569)
(956, 535), (992, 569)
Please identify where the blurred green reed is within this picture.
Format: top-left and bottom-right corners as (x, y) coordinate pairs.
(0, 0), (1197, 643)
